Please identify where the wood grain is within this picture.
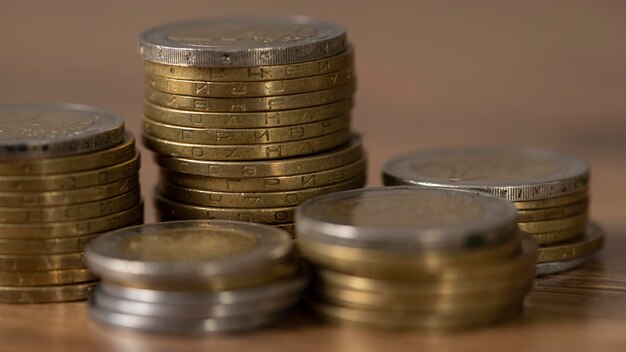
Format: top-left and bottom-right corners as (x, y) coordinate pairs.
(1, 1), (625, 351)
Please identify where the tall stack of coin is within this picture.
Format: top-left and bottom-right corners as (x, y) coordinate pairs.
(86, 221), (308, 333)
(297, 187), (536, 329)
(382, 147), (604, 275)
(0, 104), (143, 303)
(137, 17), (366, 233)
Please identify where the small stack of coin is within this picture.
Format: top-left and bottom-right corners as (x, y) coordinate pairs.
(0, 104), (143, 303)
(382, 147), (605, 275)
(137, 16), (366, 232)
(86, 221), (308, 333)
(296, 187), (536, 329)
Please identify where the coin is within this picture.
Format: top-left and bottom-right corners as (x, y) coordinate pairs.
(517, 212), (588, 233)
(146, 67), (353, 97)
(144, 129), (350, 161)
(144, 47), (353, 81)
(0, 152), (140, 191)
(513, 190), (588, 210)
(144, 100), (352, 129)
(0, 234), (98, 255)
(138, 16), (347, 67)
(0, 176), (138, 207)
(161, 175), (365, 208)
(0, 268), (95, 286)
(296, 186), (519, 250)
(156, 135), (362, 177)
(536, 222), (604, 263)
(0, 251), (85, 271)
(143, 114), (350, 144)
(531, 226), (586, 245)
(146, 84), (354, 113)
(162, 157), (366, 192)
(515, 200), (588, 222)
(382, 147), (590, 201)
(535, 255), (593, 276)
(0, 132), (136, 175)
(0, 282), (96, 303)
(0, 104), (125, 159)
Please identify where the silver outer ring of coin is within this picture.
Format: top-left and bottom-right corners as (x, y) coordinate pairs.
(85, 220), (293, 284)
(296, 186), (519, 250)
(99, 264), (310, 305)
(93, 287), (302, 319)
(535, 255), (593, 276)
(88, 298), (289, 333)
(382, 147), (590, 201)
(0, 103), (125, 159)
(138, 16), (347, 67)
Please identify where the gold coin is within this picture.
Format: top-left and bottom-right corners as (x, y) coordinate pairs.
(146, 83), (355, 113)
(162, 157), (366, 192)
(536, 222), (604, 263)
(531, 226), (586, 245)
(0, 268), (96, 286)
(143, 115), (350, 145)
(0, 251), (85, 271)
(144, 48), (354, 81)
(0, 176), (138, 207)
(516, 200), (588, 222)
(0, 234), (97, 255)
(156, 135), (362, 177)
(146, 67), (354, 98)
(160, 176), (366, 208)
(0, 133), (136, 175)
(0, 189), (140, 223)
(155, 195), (295, 224)
(0, 152), (140, 191)
(144, 129), (350, 161)
(513, 190), (588, 210)
(0, 282), (96, 303)
(0, 202), (143, 239)
(144, 100), (352, 129)
(518, 212), (588, 233)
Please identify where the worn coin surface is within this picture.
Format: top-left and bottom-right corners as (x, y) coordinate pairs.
(0, 282), (97, 303)
(0, 234), (99, 255)
(536, 222), (604, 263)
(0, 268), (95, 286)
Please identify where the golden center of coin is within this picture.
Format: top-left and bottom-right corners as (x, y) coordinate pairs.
(167, 23), (319, 47)
(0, 109), (97, 138)
(119, 229), (258, 262)
(412, 154), (561, 183)
(321, 193), (484, 229)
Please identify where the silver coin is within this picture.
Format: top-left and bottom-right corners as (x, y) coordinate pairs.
(88, 298), (289, 333)
(138, 16), (347, 67)
(383, 147), (589, 201)
(535, 255), (592, 276)
(296, 186), (518, 250)
(0, 104), (125, 159)
(86, 220), (293, 287)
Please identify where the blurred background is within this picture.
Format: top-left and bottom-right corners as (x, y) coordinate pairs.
(1, 0), (624, 225)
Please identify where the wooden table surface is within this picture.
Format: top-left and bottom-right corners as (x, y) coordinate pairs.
(1, 1), (625, 351)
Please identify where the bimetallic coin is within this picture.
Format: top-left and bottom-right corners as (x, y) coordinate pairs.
(0, 251), (85, 271)
(535, 255), (593, 276)
(144, 129), (350, 161)
(0, 132), (136, 175)
(536, 222), (604, 263)
(515, 201), (588, 222)
(296, 186), (519, 250)
(0, 268), (95, 286)
(146, 84), (354, 113)
(138, 16), (347, 67)
(146, 67), (353, 97)
(0, 282), (96, 303)
(144, 100), (352, 129)
(382, 147), (589, 201)
(144, 47), (353, 81)
(0, 234), (98, 255)
(513, 191), (588, 210)
(156, 135), (362, 177)
(143, 115), (350, 145)
(517, 212), (588, 234)
(86, 220), (293, 289)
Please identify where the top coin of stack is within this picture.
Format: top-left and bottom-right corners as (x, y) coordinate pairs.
(382, 147), (604, 275)
(0, 104), (143, 303)
(138, 16), (366, 232)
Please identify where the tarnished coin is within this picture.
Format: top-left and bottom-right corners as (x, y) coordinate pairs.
(536, 222), (604, 263)
(0, 234), (98, 255)
(513, 190), (588, 210)
(0, 267), (95, 286)
(532, 226), (586, 245)
(138, 16), (347, 67)
(517, 212), (588, 234)
(535, 255), (593, 276)
(86, 220), (293, 289)
(156, 135), (362, 177)
(0, 104), (125, 159)
(296, 186), (519, 250)
(0, 281), (96, 303)
(515, 200), (588, 222)
(383, 147), (589, 201)
(0, 251), (85, 271)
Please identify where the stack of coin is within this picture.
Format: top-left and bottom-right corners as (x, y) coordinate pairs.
(296, 187), (536, 329)
(0, 104), (143, 303)
(137, 16), (366, 233)
(382, 147), (605, 276)
(86, 221), (308, 333)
